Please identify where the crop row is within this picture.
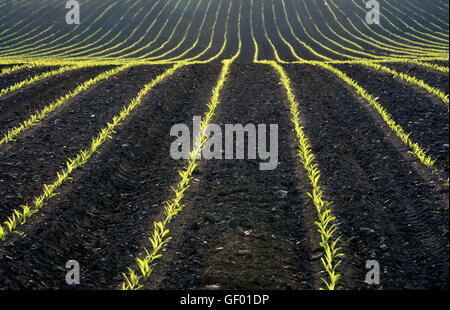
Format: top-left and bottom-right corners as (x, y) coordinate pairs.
(0, 17), (244, 286)
(266, 60), (343, 290)
(121, 16), (242, 290)
(0, 65), (82, 98)
(316, 62), (439, 171)
(0, 66), (447, 289)
(0, 0), (232, 63)
(1, 59), (446, 290)
(122, 58), (235, 290)
(247, 1), (447, 170)
(361, 61), (449, 105)
(0, 0), (447, 62)
(0, 0), (447, 291)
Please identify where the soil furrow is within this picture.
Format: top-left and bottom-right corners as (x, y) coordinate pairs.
(157, 63), (315, 290)
(385, 62), (449, 94)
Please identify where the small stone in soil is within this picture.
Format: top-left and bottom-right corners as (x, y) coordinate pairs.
(275, 190), (288, 199)
(228, 217), (239, 229)
(201, 267), (212, 283)
(205, 284), (221, 290)
(238, 250), (252, 255)
(359, 227), (375, 235)
(205, 213), (220, 223)
(310, 253), (323, 261)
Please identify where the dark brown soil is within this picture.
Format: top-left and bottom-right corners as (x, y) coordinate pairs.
(156, 63), (315, 290)
(0, 66), (59, 91)
(0, 66), (114, 134)
(285, 63), (448, 289)
(0, 65), (167, 225)
(335, 63), (449, 175)
(385, 62), (449, 95)
(0, 62), (448, 290)
(0, 63), (221, 289)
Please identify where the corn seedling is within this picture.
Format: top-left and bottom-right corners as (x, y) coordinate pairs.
(122, 56), (238, 290)
(265, 60), (344, 290)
